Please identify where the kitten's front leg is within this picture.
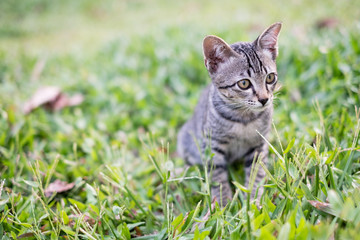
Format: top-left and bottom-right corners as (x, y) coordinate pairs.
(202, 136), (233, 205)
(244, 144), (268, 202)
(210, 164), (232, 206)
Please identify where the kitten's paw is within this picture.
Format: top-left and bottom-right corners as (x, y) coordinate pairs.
(211, 182), (233, 207)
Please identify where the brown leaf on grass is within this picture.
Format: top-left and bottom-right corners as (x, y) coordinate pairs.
(134, 226), (142, 237)
(23, 86), (84, 114)
(68, 214), (98, 227)
(316, 18), (338, 29)
(18, 232), (36, 239)
(44, 179), (75, 197)
(308, 200), (339, 217)
(308, 200), (330, 210)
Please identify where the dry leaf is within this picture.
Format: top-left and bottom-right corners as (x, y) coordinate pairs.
(316, 18), (338, 29)
(23, 86), (84, 114)
(308, 200), (330, 210)
(23, 86), (61, 113)
(134, 226), (142, 237)
(17, 232), (36, 239)
(68, 214), (97, 227)
(44, 179), (75, 197)
(308, 200), (339, 217)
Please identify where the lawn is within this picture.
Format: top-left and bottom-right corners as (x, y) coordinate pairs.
(1, 0), (360, 239)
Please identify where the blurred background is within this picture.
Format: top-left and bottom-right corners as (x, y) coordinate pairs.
(1, 0), (359, 54)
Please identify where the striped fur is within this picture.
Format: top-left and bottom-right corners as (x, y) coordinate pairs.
(177, 23), (282, 204)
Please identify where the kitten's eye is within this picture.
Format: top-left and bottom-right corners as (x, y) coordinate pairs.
(266, 73), (276, 84)
(237, 79), (251, 89)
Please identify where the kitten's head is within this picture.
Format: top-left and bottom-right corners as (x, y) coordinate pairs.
(203, 22), (282, 111)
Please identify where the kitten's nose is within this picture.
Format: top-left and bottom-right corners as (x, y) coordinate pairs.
(258, 98), (269, 106)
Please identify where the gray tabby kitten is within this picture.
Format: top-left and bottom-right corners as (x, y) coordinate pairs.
(177, 23), (282, 204)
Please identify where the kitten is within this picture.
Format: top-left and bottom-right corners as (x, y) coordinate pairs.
(177, 23), (282, 204)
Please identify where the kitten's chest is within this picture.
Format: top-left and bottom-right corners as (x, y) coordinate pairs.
(225, 117), (269, 162)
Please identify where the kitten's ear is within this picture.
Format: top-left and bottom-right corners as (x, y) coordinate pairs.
(203, 35), (238, 74)
(255, 22), (282, 60)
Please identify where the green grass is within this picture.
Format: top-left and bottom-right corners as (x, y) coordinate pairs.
(1, 0), (360, 239)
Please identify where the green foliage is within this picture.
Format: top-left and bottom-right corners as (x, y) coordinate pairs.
(1, 1), (360, 239)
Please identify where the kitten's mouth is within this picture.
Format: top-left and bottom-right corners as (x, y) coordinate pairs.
(250, 102), (272, 112)
(226, 99), (272, 112)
